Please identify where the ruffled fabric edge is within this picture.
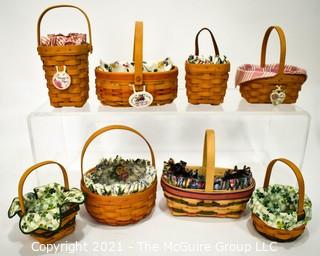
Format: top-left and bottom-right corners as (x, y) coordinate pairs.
(8, 183), (85, 234)
(249, 184), (312, 230)
(84, 165), (157, 196)
(235, 64), (307, 85)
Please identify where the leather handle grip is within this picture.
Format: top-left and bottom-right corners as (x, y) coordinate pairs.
(195, 28), (220, 56)
(263, 158), (305, 220)
(260, 26), (286, 74)
(133, 21), (143, 85)
(80, 125), (156, 183)
(18, 161), (69, 214)
(37, 4), (93, 53)
(202, 130), (216, 192)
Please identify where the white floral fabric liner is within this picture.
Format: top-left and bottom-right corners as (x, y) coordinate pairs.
(186, 54), (229, 64)
(84, 157), (157, 196)
(98, 58), (173, 73)
(235, 64), (307, 85)
(8, 182), (85, 234)
(249, 184), (312, 230)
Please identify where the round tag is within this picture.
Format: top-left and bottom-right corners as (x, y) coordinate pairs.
(129, 85), (153, 108)
(52, 66), (71, 90)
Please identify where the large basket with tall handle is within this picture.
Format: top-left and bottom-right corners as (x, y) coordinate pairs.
(161, 129), (255, 218)
(80, 125), (157, 225)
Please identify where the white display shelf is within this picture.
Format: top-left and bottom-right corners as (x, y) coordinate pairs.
(28, 88), (310, 173)
(6, 88), (310, 256)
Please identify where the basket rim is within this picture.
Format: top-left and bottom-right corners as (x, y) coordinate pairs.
(185, 62), (230, 67)
(81, 167), (157, 199)
(95, 65), (178, 78)
(161, 169), (255, 201)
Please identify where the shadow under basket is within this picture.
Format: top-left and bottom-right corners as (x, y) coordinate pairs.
(161, 130), (255, 218)
(80, 125), (157, 225)
(37, 5), (93, 107)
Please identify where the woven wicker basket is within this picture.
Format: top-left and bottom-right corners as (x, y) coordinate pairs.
(237, 26), (306, 104)
(251, 158), (308, 242)
(185, 28), (230, 105)
(161, 130), (255, 218)
(37, 5), (92, 108)
(80, 125), (157, 225)
(17, 161), (80, 244)
(95, 21), (178, 107)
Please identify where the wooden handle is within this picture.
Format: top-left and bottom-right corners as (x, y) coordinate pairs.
(202, 130), (216, 192)
(263, 158), (305, 220)
(133, 21), (143, 85)
(80, 125), (156, 182)
(195, 28), (220, 56)
(260, 26), (286, 74)
(18, 161), (69, 214)
(37, 4), (93, 52)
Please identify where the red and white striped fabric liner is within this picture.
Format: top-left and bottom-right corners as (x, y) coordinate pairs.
(235, 64), (307, 85)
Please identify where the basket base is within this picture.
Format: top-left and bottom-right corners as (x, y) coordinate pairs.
(251, 214), (306, 242)
(163, 191), (249, 218)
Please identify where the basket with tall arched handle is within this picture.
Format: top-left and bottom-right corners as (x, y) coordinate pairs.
(37, 4), (93, 107)
(185, 28), (230, 105)
(251, 158), (311, 242)
(95, 21), (178, 107)
(80, 125), (157, 225)
(15, 161), (82, 244)
(236, 26), (307, 104)
(161, 129), (255, 218)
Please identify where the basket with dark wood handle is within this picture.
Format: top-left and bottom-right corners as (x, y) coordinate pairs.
(37, 4), (93, 107)
(185, 28), (230, 105)
(80, 125), (157, 225)
(161, 129), (255, 218)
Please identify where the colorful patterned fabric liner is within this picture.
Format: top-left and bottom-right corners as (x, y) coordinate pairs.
(98, 58), (174, 73)
(187, 54), (229, 64)
(84, 156), (156, 196)
(8, 183), (85, 234)
(40, 33), (87, 46)
(235, 64), (307, 85)
(162, 159), (253, 190)
(249, 184), (312, 230)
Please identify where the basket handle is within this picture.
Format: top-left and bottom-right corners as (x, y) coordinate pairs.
(263, 158), (305, 220)
(37, 4), (93, 52)
(133, 21), (144, 86)
(195, 28), (220, 56)
(260, 26), (286, 74)
(202, 129), (216, 192)
(80, 125), (156, 183)
(18, 161), (69, 214)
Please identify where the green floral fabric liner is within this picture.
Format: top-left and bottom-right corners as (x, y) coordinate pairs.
(249, 184), (312, 230)
(84, 156), (157, 196)
(8, 182), (85, 234)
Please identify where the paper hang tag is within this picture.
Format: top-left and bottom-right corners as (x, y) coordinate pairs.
(270, 85), (286, 105)
(129, 85), (153, 108)
(52, 66), (71, 90)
